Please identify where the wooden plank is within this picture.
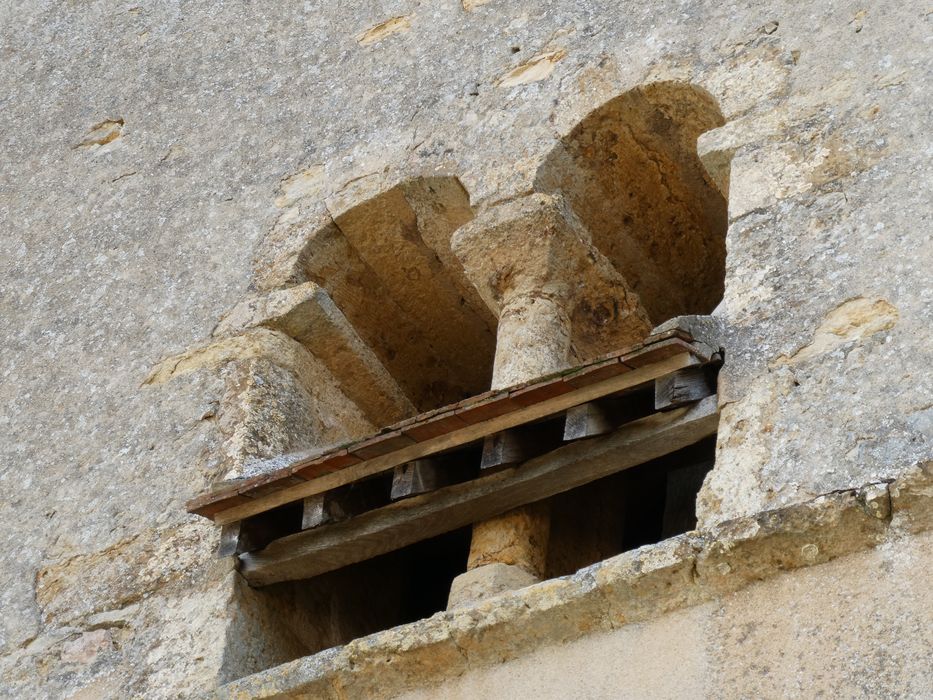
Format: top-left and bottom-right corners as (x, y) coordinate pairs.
(481, 430), (534, 471)
(563, 358), (630, 388)
(655, 366), (714, 410)
(349, 430), (415, 460)
(400, 411), (467, 441)
(302, 494), (341, 530)
(455, 392), (520, 424)
(213, 352), (699, 525)
(509, 376), (576, 406)
(626, 338), (707, 367)
(390, 458), (447, 500)
(238, 475), (306, 500)
(294, 450), (360, 480)
(238, 395), (719, 586)
(190, 494), (254, 519)
(302, 481), (388, 529)
(217, 522), (244, 558)
(563, 402), (614, 440)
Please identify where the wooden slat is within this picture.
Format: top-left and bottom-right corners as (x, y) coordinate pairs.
(294, 450), (360, 480)
(350, 430), (415, 460)
(188, 330), (708, 516)
(626, 337), (705, 367)
(390, 458), (447, 500)
(480, 430), (534, 471)
(455, 392), (519, 424)
(509, 376), (576, 406)
(400, 411), (467, 441)
(190, 493), (254, 519)
(301, 481), (388, 529)
(217, 506), (302, 557)
(655, 366), (714, 410)
(562, 358), (630, 388)
(563, 402), (614, 440)
(302, 494), (341, 530)
(238, 395), (719, 586)
(211, 352), (699, 525)
(217, 522), (244, 558)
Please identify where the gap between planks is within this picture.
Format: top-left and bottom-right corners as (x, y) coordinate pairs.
(213, 352), (699, 525)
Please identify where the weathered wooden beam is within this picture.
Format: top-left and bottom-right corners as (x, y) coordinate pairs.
(217, 522), (244, 557)
(563, 402), (614, 441)
(390, 458), (447, 500)
(655, 366), (714, 410)
(217, 507), (302, 557)
(302, 481), (388, 530)
(481, 430), (534, 471)
(214, 352), (698, 525)
(238, 396), (719, 586)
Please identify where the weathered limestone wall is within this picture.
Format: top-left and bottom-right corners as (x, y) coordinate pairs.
(400, 530), (933, 700)
(1, 0), (930, 697)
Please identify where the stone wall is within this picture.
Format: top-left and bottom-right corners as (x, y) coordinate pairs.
(400, 530), (933, 700)
(1, 1), (930, 697)
(214, 464), (933, 699)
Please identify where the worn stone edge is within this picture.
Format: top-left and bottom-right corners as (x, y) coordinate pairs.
(208, 461), (932, 700)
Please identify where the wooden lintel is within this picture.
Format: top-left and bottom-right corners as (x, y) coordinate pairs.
(655, 366), (714, 410)
(213, 352), (698, 526)
(238, 395), (719, 586)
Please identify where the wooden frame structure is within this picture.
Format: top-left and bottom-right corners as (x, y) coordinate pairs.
(188, 326), (722, 587)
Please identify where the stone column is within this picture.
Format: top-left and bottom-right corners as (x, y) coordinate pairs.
(446, 194), (651, 607)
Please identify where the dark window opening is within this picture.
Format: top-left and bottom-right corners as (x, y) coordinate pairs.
(249, 527), (472, 663)
(547, 435), (715, 577)
(245, 434), (716, 668)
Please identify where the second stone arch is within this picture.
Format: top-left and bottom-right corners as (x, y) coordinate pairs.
(448, 80), (730, 605)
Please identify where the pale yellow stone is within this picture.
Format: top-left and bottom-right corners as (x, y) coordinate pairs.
(775, 297), (899, 365)
(356, 16), (412, 46)
(498, 50), (567, 87)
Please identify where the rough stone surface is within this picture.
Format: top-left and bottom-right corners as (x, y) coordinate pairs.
(1, 0), (931, 697)
(399, 529), (933, 699)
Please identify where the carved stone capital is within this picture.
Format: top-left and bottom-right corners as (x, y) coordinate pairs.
(452, 193), (652, 374)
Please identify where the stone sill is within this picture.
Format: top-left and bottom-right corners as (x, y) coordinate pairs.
(209, 462), (932, 700)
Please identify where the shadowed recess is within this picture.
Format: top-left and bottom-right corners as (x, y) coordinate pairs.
(297, 177), (498, 412)
(536, 81), (729, 325)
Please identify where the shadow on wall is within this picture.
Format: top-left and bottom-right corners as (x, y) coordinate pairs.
(536, 81), (729, 325)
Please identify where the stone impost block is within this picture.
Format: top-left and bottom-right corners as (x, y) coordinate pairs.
(452, 192), (652, 381)
(213, 282), (415, 424)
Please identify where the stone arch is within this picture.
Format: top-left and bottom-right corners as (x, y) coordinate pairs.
(293, 176), (498, 412)
(535, 81), (729, 325)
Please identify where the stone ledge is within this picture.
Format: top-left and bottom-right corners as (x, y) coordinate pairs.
(208, 462), (931, 700)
